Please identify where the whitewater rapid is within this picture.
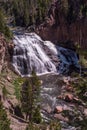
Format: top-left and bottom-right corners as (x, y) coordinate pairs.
(12, 33), (79, 76)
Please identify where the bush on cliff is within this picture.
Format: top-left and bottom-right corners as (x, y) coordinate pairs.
(0, 9), (12, 40)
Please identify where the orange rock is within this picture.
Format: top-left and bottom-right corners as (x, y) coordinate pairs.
(55, 106), (63, 113)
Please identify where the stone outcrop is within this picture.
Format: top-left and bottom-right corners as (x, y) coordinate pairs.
(37, 0), (87, 49)
(0, 33), (7, 72)
(0, 33), (13, 73)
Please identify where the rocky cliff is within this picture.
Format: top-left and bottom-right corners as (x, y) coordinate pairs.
(0, 33), (7, 73)
(0, 33), (13, 73)
(37, 0), (87, 49)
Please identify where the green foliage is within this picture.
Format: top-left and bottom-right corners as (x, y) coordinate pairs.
(72, 78), (87, 104)
(21, 71), (41, 121)
(0, 0), (87, 27)
(13, 78), (24, 101)
(49, 120), (61, 130)
(32, 106), (42, 124)
(79, 118), (87, 130)
(10, 0), (52, 26)
(75, 44), (87, 68)
(0, 101), (11, 130)
(4, 26), (13, 40)
(0, 10), (5, 33)
(2, 86), (8, 100)
(0, 9), (12, 39)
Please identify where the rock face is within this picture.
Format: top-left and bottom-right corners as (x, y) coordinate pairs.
(37, 0), (87, 49)
(0, 34), (7, 72)
(0, 33), (12, 73)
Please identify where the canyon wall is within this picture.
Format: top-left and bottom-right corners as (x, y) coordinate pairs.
(37, 0), (87, 49)
(0, 33), (13, 73)
(0, 34), (7, 72)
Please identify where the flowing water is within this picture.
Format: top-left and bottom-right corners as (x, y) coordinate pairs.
(12, 32), (79, 76)
(12, 32), (79, 129)
(40, 74), (77, 130)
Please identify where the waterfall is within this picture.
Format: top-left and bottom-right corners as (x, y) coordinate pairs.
(12, 33), (79, 76)
(12, 33), (58, 76)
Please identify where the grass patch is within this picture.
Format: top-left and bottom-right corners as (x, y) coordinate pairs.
(72, 78), (87, 105)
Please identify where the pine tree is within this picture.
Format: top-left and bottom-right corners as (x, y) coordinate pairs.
(11, 0), (52, 26)
(32, 106), (42, 124)
(21, 70), (41, 122)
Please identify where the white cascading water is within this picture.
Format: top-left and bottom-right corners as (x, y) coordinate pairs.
(12, 32), (79, 76)
(12, 33), (58, 76)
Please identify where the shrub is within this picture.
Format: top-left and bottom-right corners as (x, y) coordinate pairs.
(0, 101), (11, 130)
(0, 9), (12, 40)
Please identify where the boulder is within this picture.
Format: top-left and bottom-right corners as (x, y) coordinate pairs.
(0, 33), (10, 73)
(54, 106), (63, 113)
(43, 104), (52, 114)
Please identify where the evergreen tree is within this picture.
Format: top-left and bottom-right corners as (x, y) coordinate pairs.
(32, 106), (42, 124)
(0, 9), (12, 39)
(0, 101), (11, 130)
(11, 0), (52, 26)
(21, 71), (41, 122)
